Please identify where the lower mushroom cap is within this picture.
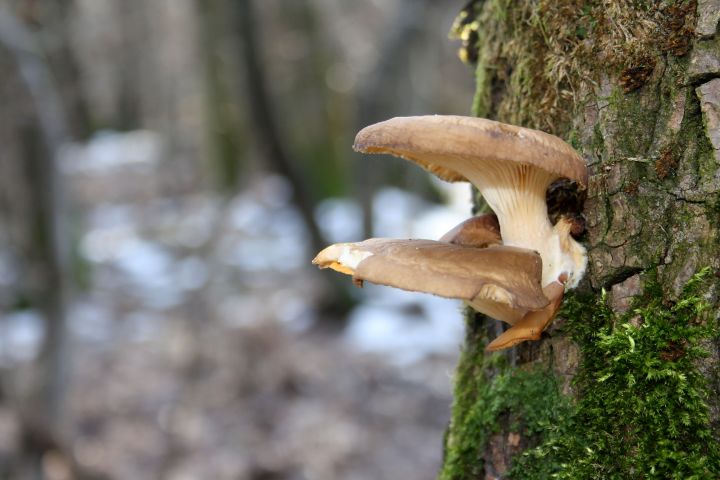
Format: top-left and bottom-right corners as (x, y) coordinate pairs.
(313, 239), (549, 312)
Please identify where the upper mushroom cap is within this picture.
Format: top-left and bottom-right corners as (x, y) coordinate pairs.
(313, 239), (549, 312)
(353, 115), (587, 188)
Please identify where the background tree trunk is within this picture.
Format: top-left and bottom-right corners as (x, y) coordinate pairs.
(441, 1), (720, 478)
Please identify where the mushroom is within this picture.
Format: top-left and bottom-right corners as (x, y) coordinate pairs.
(354, 115), (587, 289)
(315, 115), (588, 350)
(313, 239), (549, 323)
(438, 213), (501, 248)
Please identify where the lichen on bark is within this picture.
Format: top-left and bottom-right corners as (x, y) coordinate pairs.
(442, 0), (720, 477)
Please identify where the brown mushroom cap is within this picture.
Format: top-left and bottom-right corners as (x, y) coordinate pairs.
(353, 115), (587, 188)
(313, 239), (549, 312)
(438, 214), (501, 248)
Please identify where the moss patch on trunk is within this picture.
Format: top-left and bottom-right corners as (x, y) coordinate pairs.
(440, 340), (572, 480)
(440, 268), (720, 479)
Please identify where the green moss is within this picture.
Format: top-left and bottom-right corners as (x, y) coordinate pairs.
(441, 269), (720, 479)
(520, 269), (719, 479)
(471, 56), (492, 118)
(440, 333), (572, 480)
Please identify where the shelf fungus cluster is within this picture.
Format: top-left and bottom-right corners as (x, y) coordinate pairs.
(313, 115), (588, 351)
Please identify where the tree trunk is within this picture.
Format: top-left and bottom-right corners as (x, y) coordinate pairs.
(441, 1), (720, 478)
(0, 4), (71, 432)
(235, 0), (328, 256)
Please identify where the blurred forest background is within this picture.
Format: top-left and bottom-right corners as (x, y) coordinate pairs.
(0, 1), (477, 479)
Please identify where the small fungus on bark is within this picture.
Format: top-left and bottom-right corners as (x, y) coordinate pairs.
(314, 115), (588, 351)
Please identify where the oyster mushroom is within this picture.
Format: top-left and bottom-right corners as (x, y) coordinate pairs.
(313, 239), (548, 323)
(315, 115), (588, 350)
(354, 115), (587, 290)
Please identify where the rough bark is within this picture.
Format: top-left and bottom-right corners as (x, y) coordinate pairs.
(442, 1), (720, 478)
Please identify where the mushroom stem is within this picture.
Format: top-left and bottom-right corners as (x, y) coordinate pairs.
(463, 164), (585, 288)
